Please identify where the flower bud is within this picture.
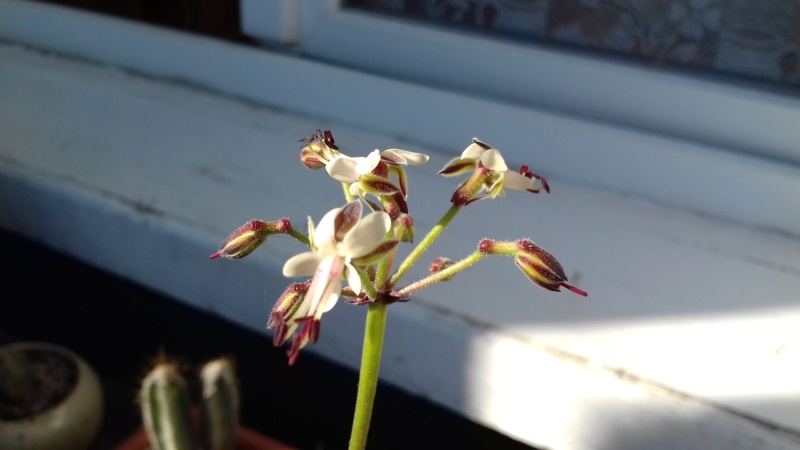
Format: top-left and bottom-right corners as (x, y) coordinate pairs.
(298, 129), (339, 170)
(210, 219), (291, 260)
(393, 214), (415, 242)
(429, 257), (456, 281)
(514, 240), (587, 296)
(267, 281), (311, 346)
(380, 192), (409, 221)
(299, 146), (327, 170)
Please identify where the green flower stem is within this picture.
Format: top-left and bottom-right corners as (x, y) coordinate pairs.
(286, 228), (310, 247)
(343, 182), (355, 202)
(388, 204), (461, 288)
(349, 302), (388, 450)
(375, 255), (393, 290)
(357, 269), (378, 300)
(396, 250), (485, 297)
(485, 240), (516, 255)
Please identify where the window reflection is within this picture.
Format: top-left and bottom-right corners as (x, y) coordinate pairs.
(348, 0), (800, 87)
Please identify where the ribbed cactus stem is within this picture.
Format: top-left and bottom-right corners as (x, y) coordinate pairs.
(200, 358), (240, 450)
(141, 363), (196, 450)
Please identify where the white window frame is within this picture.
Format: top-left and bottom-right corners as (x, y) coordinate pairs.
(238, 0), (800, 238)
(244, 0), (800, 167)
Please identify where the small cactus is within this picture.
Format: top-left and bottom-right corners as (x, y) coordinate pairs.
(140, 357), (239, 450)
(201, 359), (239, 450)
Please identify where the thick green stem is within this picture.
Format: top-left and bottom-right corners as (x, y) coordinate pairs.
(388, 204), (461, 288)
(349, 302), (388, 450)
(397, 250), (486, 297)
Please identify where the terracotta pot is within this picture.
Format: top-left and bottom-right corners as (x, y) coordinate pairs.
(0, 342), (104, 450)
(114, 425), (296, 450)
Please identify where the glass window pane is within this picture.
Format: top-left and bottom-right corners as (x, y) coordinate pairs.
(347, 0), (800, 88)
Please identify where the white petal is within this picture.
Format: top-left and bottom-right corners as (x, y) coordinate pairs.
(385, 149), (430, 165)
(306, 254), (344, 319)
(481, 149), (508, 171)
(345, 262), (363, 296)
(461, 142), (486, 159)
(307, 216), (316, 249)
(313, 207), (342, 251)
(355, 150), (381, 175)
(282, 251), (323, 277)
(320, 289), (340, 314)
(326, 156), (360, 182)
(340, 211), (391, 258)
(503, 170), (534, 190)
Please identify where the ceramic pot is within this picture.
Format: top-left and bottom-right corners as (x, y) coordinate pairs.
(0, 342), (104, 450)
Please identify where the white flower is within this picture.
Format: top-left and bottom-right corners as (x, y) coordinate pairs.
(458, 141), (539, 190)
(326, 148), (430, 200)
(325, 150), (382, 184)
(439, 138), (548, 205)
(274, 201), (399, 363)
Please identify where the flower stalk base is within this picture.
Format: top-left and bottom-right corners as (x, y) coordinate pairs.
(349, 302), (388, 450)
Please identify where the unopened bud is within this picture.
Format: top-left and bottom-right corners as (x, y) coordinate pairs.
(299, 146), (327, 170)
(380, 192), (409, 221)
(429, 257), (456, 281)
(514, 240), (587, 296)
(394, 214), (415, 242)
(210, 219), (291, 260)
(267, 281), (311, 345)
(298, 129), (339, 170)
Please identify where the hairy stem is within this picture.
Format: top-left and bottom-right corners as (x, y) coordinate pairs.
(388, 204), (461, 288)
(375, 254), (394, 290)
(348, 302), (388, 450)
(397, 250), (486, 297)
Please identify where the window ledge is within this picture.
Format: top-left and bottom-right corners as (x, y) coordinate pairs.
(1, 10), (800, 450)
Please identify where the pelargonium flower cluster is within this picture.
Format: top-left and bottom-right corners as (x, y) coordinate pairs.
(212, 130), (586, 364)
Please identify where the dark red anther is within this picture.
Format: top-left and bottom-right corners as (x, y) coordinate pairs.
(520, 165), (550, 193)
(541, 177), (550, 193)
(472, 137), (491, 150)
(323, 130), (339, 150)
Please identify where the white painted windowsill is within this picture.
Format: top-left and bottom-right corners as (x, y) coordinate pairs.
(1, 2), (799, 449)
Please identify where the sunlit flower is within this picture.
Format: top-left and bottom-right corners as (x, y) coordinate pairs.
(275, 201), (399, 364)
(326, 149), (430, 200)
(439, 138), (548, 206)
